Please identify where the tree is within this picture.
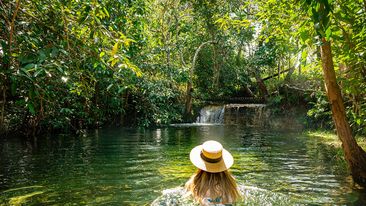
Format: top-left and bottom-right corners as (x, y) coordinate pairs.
(0, 0), (21, 133)
(184, 40), (215, 120)
(243, 0), (366, 186)
(305, 0), (366, 187)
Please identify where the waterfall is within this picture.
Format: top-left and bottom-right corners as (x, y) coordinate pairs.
(196, 105), (225, 123)
(196, 104), (269, 126)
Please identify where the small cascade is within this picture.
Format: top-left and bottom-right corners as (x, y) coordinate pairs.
(196, 105), (225, 123)
(196, 104), (269, 126)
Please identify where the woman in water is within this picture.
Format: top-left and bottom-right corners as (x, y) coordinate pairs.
(185, 140), (240, 205)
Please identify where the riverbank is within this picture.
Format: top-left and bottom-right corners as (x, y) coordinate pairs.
(306, 130), (366, 188)
(307, 131), (366, 150)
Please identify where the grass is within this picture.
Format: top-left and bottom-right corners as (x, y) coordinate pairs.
(306, 130), (366, 150)
(305, 130), (366, 184)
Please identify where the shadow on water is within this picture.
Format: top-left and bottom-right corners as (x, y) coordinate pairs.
(0, 125), (365, 205)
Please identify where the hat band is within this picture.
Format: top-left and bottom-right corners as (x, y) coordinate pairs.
(200, 151), (222, 163)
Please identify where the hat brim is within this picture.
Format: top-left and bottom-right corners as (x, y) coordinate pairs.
(190, 145), (234, 173)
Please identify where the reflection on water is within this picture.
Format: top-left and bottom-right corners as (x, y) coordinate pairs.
(0, 125), (365, 205)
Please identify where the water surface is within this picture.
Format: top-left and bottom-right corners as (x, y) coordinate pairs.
(0, 125), (365, 205)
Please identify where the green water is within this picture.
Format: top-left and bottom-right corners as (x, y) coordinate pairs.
(0, 125), (365, 205)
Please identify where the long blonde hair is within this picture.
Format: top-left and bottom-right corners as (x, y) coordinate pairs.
(185, 169), (240, 204)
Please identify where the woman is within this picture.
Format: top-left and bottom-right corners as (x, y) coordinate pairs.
(185, 140), (240, 206)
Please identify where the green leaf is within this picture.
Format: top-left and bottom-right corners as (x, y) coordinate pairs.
(325, 27), (332, 41)
(111, 58), (118, 67)
(93, 62), (99, 68)
(300, 31), (309, 41)
(11, 80), (17, 96)
(107, 84), (113, 91)
(18, 56), (34, 64)
(28, 103), (36, 115)
(21, 67), (32, 77)
(103, 7), (110, 17)
(34, 68), (44, 77)
(51, 47), (59, 58)
(112, 42), (119, 56)
(39, 51), (47, 62)
(56, 66), (64, 74)
(301, 50), (308, 61)
(24, 63), (35, 70)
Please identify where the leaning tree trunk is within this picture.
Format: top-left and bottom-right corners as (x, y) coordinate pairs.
(184, 41), (215, 120)
(320, 38), (366, 187)
(254, 71), (268, 100)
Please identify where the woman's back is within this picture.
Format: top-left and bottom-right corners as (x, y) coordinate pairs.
(185, 140), (240, 205)
(185, 169), (239, 205)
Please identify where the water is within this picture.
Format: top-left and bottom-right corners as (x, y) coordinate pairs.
(223, 104), (268, 126)
(196, 104), (269, 127)
(0, 125), (365, 205)
(196, 105), (225, 123)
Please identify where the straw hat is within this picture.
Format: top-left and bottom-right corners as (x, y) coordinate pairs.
(190, 140), (234, 173)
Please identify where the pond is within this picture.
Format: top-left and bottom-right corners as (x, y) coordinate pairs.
(0, 125), (365, 205)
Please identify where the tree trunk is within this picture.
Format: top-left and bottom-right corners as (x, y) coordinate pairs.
(298, 62), (301, 75)
(184, 82), (193, 121)
(284, 66), (295, 82)
(262, 68), (291, 81)
(0, 85), (5, 133)
(320, 38), (366, 187)
(7, 0), (20, 69)
(213, 44), (219, 88)
(184, 41), (215, 120)
(362, 65), (366, 83)
(1, 0), (21, 133)
(244, 85), (255, 97)
(120, 90), (129, 126)
(254, 72), (268, 99)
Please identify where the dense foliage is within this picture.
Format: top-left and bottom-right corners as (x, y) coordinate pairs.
(1, 0), (365, 136)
